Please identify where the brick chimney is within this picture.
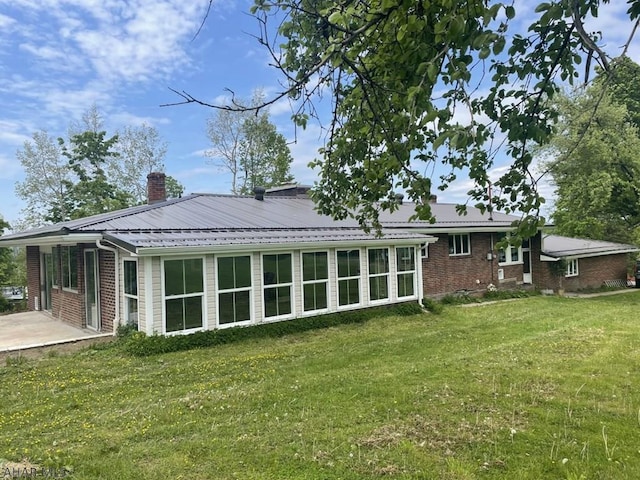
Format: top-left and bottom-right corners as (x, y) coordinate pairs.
(147, 172), (166, 204)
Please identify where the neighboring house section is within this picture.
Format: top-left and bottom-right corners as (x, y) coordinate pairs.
(1, 174), (637, 335)
(537, 235), (638, 291)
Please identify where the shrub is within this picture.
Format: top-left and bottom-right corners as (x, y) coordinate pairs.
(123, 302), (424, 357)
(422, 297), (443, 314)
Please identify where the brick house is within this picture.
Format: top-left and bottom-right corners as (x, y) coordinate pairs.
(0, 174), (637, 335)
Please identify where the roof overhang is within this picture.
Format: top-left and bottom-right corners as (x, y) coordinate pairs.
(541, 248), (639, 261)
(0, 233), (103, 247)
(132, 236), (436, 257)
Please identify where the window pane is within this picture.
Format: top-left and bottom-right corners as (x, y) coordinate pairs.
(511, 247), (519, 262)
(235, 256), (251, 288)
(126, 297), (138, 326)
(165, 298), (183, 332)
(304, 282), (328, 311)
(264, 287), (278, 317)
(339, 278), (359, 306)
(398, 272), (415, 298)
(164, 260), (184, 296)
(397, 247), (415, 272)
(184, 258), (203, 294)
(52, 247), (60, 286)
(62, 247), (69, 288)
(235, 291), (251, 322)
(184, 296), (203, 330)
(69, 246), (78, 289)
(263, 255), (277, 285)
(218, 292), (235, 324)
(217, 257), (234, 289)
(124, 261), (137, 296)
(277, 254), (292, 284)
(337, 251), (349, 277)
(460, 235), (471, 253)
(277, 286), (292, 316)
(302, 253), (316, 281)
(369, 276), (388, 301)
(369, 249), (388, 274)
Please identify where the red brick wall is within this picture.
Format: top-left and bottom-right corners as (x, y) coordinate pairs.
(423, 233), (499, 296)
(51, 246), (84, 329)
(99, 250), (116, 333)
(562, 254), (629, 291)
(26, 246), (40, 311)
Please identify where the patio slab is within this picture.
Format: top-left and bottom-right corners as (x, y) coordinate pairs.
(0, 311), (112, 352)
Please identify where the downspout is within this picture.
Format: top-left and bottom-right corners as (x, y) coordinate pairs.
(96, 239), (120, 335)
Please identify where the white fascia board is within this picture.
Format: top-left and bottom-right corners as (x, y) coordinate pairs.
(542, 248), (640, 261)
(411, 226), (517, 234)
(135, 236), (436, 257)
(0, 233), (103, 247)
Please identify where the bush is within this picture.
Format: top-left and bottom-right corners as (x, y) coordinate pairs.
(422, 297), (444, 314)
(123, 302), (424, 357)
(0, 294), (12, 313)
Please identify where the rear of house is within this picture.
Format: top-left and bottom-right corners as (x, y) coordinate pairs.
(3, 176), (637, 335)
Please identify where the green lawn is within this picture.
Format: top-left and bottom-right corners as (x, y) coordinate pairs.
(2, 293), (640, 479)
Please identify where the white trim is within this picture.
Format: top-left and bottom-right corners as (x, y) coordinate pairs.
(261, 252), (295, 321)
(160, 256), (207, 335)
(565, 258), (579, 277)
(0, 233), (103, 247)
(215, 254), (254, 329)
(448, 233), (471, 256)
(122, 258), (139, 328)
(367, 247), (390, 303)
(300, 250), (330, 315)
(336, 248), (363, 309)
(134, 237), (429, 256)
(395, 246), (418, 300)
(144, 258), (154, 335)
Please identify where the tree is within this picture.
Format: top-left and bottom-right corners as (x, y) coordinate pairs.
(206, 91), (294, 194)
(108, 123), (181, 203)
(0, 218), (14, 286)
(59, 130), (133, 220)
(545, 88), (640, 243)
(15, 130), (73, 227)
(175, 1), (640, 238)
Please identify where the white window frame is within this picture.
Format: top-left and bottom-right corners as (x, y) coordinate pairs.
(61, 245), (79, 292)
(123, 259), (138, 327)
(449, 234), (470, 256)
(497, 234), (523, 265)
(51, 246), (60, 288)
(368, 247), (390, 303)
(301, 250), (329, 314)
(216, 254), (253, 328)
(565, 258), (579, 277)
(396, 246), (417, 299)
(161, 256), (206, 335)
(261, 252), (294, 321)
(336, 249), (362, 308)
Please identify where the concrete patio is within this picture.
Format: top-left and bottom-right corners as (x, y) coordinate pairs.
(0, 311), (113, 354)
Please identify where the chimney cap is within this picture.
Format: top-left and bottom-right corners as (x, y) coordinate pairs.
(394, 192), (405, 205)
(254, 186), (266, 201)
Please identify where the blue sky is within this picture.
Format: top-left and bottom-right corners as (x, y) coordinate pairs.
(0, 0), (638, 228)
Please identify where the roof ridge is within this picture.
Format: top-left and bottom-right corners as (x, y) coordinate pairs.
(70, 194), (200, 229)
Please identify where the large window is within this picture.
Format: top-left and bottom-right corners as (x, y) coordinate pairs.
(396, 247), (416, 298)
(337, 249), (360, 306)
(61, 246), (78, 290)
(123, 260), (138, 327)
(302, 252), (328, 312)
(368, 248), (389, 301)
(449, 234), (470, 256)
(565, 259), (579, 277)
(263, 254), (293, 318)
(497, 234), (522, 264)
(163, 258), (204, 333)
(217, 256), (252, 325)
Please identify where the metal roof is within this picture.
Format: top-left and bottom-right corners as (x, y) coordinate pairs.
(542, 234), (639, 258)
(0, 194), (524, 251)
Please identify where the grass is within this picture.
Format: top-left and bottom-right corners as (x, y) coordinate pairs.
(1, 293), (640, 479)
